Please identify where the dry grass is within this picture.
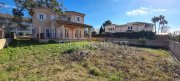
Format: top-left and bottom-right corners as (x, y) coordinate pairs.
(0, 40), (179, 81)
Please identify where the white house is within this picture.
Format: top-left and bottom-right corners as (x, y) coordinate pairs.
(105, 22), (154, 33)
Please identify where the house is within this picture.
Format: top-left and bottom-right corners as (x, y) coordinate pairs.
(105, 22), (154, 33)
(32, 7), (92, 41)
(104, 24), (116, 33)
(0, 14), (32, 38)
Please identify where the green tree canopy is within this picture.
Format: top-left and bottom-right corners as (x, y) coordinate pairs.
(99, 26), (104, 35)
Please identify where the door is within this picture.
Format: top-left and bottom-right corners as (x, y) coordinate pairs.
(45, 29), (52, 38)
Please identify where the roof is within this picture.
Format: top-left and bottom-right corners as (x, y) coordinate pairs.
(116, 24), (127, 27)
(56, 20), (92, 28)
(34, 7), (57, 14)
(65, 11), (85, 16)
(0, 14), (13, 18)
(128, 22), (154, 25)
(0, 13), (31, 21)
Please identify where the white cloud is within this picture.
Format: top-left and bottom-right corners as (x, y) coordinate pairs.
(126, 7), (167, 16)
(0, 3), (15, 9)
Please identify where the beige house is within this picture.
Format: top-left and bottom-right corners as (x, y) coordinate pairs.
(32, 7), (92, 41)
(0, 14), (32, 38)
(105, 22), (154, 33)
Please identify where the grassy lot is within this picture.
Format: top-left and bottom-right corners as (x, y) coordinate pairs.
(0, 40), (180, 81)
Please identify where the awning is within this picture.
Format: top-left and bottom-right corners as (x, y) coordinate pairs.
(56, 20), (92, 28)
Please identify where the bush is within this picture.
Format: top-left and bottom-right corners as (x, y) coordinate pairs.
(48, 40), (57, 43)
(64, 48), (77, 54)
(93, 31), (155, 39)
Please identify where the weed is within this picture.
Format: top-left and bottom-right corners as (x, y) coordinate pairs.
(108, 75), (123, 81)
(89, 67), (102, 76)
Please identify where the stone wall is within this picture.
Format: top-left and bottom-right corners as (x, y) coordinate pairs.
(168, 41), (180, 61)
(94, 38), (168, 48)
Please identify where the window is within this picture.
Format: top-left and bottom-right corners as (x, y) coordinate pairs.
(38, 13), (46, 20)
(45, 29), (52, 38)
(32, 29), (36, 33)
(18, 32), (23, 36)
(65, 29), (69, 38)
(67, 17), (71, 21)
(41, 0), (45, 2)
(128, 26), (133, 30)
(75, 16), (81, 22)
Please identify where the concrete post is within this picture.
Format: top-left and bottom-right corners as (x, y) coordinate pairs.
(2, 30), (4, 39)
(61, 25), (65, 39)
(88, 27), (92, 40)
(77, 27), (80, 39)
(38, 26), (41, 39)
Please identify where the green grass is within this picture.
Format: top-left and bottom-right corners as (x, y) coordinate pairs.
(142, 48), (170, 57)
(0, 40), (179, 81)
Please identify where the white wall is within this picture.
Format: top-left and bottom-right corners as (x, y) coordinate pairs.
(115, 23), (153, 33)
(105, 25), (116, 33)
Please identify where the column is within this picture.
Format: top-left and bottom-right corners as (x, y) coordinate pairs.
(77, 27), (80, 39)
(61, 25), (65, 39)
(2, 30), (4, 39)
(88, 27), (92, 40)
(38, 26), (41, 39)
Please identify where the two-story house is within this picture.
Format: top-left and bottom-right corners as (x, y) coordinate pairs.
(32, 7), (92, 41)
(105, 22), (154, 33)
(0, 14), (32, 38)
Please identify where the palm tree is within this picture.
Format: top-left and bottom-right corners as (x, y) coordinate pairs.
(151, 16), (159, 33)
(160, 19), (168, 33)
(158, 15), (165, 33)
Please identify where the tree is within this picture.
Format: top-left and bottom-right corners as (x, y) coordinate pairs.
(151, 16), (159, 33)
(158, 15), (168, 33)
(99, 26), (104, 35)
(12, 0), (63, 28)
(101, 20), (112, 33)
(160, 19), (168, 33)
(103, 20), (112, 27)
(14, 0), (63, 16)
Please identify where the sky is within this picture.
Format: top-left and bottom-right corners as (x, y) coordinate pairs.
(0, 0), (180, 32)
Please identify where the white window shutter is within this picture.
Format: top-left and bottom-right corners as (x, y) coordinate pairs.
(44, 14), (46, 20)
(37, 13), (40, 19)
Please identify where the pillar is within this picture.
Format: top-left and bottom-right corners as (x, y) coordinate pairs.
(88, 27), (92, 40)
(61, 25), (65, 39)
(77, 27), (80, 39)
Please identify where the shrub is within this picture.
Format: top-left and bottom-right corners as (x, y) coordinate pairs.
(64, 48), (77, 54)
(93, 31), (155, 39)
(48, 40), (57, 43)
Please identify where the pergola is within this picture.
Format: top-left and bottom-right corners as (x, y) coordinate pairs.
(56, 20), (92, 39)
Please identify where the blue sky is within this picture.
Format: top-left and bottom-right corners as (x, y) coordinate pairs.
(0, 0), (180, 32)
